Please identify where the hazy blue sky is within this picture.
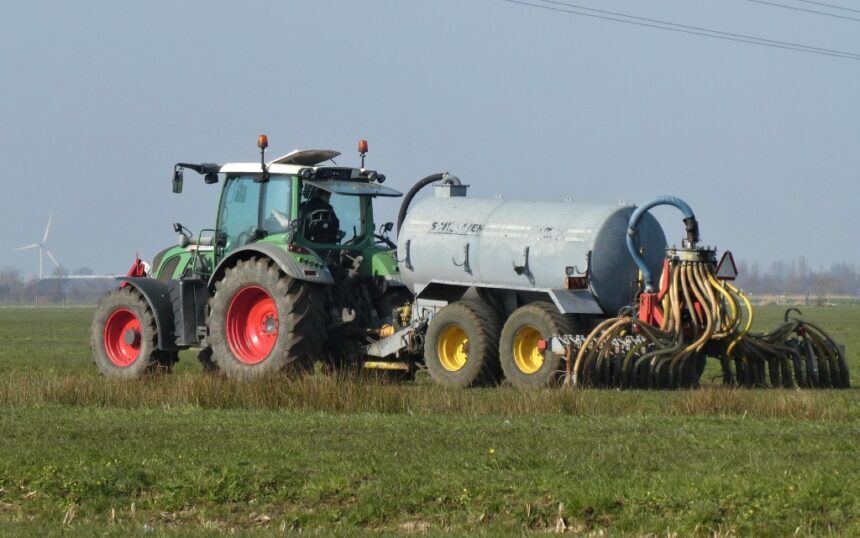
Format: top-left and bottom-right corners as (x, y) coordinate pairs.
(1, 0), (858, 278)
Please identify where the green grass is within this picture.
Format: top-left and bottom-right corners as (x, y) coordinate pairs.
(0, 305), (858, 535)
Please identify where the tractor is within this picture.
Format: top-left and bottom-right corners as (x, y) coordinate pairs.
(91, 136), (409, 378)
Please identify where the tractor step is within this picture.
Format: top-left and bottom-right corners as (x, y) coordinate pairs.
(362, 361), (411, 371)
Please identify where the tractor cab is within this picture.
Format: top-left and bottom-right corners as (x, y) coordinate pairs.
(214, 163), (401, 259)
(168, 138), (402, 279)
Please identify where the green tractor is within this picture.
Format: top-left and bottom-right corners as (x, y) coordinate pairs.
(91, 136), (409, 378)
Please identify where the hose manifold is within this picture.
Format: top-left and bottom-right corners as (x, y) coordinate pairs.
(665, 247), (715, 264)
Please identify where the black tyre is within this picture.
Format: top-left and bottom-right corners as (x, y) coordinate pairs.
(424, 300), (501, 388)
(207, 257), (327, 379)
(197, 346), (218, 373)
(91, 286), (169, 378)
(499, 302), (580, 388)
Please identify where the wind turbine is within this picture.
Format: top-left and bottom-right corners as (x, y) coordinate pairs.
(13, 212), (60, 280)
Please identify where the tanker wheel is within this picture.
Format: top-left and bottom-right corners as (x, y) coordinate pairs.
(499, 302), (579, 388)
(91, 286), (172, 378)
(424, 300), (501, 388)
(207, 257), (327, 379)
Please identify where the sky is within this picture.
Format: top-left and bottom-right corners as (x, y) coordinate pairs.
(1, 0), (858, 278)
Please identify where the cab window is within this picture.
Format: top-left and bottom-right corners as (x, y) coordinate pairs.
(219, 177), (261, 253)
(218, 175), (293, 254)
(330, 193), (366, 244)
(299, 187), (367, 246)
(262, 177), (292, 235)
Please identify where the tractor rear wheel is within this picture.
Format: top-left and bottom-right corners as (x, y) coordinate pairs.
(424, 300), (500, 388)
(207, 257), (327, 379)
(499, 302), (580, 388)
(91, 287), (170, 378)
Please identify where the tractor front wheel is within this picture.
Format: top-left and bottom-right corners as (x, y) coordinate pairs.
(91, 287), (169, 378)
(207, 257), (327, 379)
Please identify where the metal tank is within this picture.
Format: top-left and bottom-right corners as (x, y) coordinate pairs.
(397, 184), (667, 316)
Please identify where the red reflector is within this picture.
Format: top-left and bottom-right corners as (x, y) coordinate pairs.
(288, 243), (310, 254)
(304, 270), (317, 276)
(537, 339), (548, 351)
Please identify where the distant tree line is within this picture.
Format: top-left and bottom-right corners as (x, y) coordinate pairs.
(735, 258), (859, 303)
(0, 266), (115, 306)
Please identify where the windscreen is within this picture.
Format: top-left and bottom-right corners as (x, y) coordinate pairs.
(218, 175), (292, 253)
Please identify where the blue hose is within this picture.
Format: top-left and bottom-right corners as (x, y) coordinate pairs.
(627, 196), (698, 292)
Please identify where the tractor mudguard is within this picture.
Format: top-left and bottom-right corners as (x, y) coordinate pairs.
(208, 243), (335, 289)
(116, 277), (179, 351)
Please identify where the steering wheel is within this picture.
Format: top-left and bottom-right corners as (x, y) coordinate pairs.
(307, 208), (334, 223)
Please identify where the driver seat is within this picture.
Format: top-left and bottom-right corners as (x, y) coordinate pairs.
(304, 209), (340, 244)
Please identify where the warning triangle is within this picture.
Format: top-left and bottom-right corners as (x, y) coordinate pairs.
(715, 251), (738, 280)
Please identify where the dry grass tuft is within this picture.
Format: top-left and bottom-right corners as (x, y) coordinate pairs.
(672, 386), (842, 420)
(0, 370), (854, 420)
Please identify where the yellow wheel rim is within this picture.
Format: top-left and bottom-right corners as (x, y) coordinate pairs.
(438, 325), (469, 372)
(513, 325), (544, 374)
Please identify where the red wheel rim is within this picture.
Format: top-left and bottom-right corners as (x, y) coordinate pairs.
(226, 285), (279, 364)
(103, 308), (142, 367)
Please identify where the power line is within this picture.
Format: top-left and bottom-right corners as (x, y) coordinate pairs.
(534, 0), (859, 57)
(744, 0), (860, 23)
(501, 0), (860, 60)
(794, 0), (860, 15)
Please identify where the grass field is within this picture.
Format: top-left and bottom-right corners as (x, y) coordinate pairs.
(0, 305), (858, 536)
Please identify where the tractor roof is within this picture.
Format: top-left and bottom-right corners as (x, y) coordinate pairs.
(268, 149), (340, 166)
(219, 162), (319, 175)
(219, 148), (341, 176)
(216, 149), (401, 196)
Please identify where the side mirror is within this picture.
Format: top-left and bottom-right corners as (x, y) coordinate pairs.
(381, 222), (394, 234)
(172, 169), (184, 193)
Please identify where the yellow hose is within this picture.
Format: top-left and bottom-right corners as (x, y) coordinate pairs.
(683, 264), (714, 353)
(572, 317), (629, 384)
(725, 282), (753, 358)
(708, 272), (738, 337)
